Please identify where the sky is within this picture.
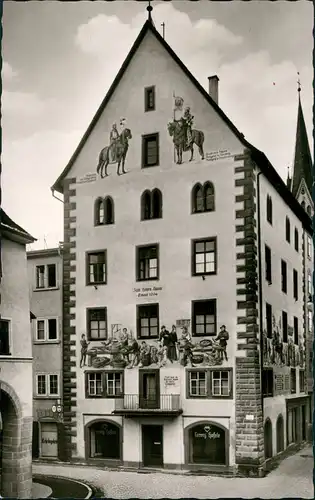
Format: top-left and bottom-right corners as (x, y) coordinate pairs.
(2, 0), (313, 250)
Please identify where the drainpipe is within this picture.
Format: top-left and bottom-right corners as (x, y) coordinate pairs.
(51, 188), (64, 204)
(256, 171), (264, 416)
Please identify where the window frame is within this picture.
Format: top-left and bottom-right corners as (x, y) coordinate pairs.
(191, 299), (217, 337)
(191, 237), (217, 277)
(104, 371), (124, 398)
(144, 85), (156, 112)
(136, 243), (160, 282)
(265, 244), (272, 284)
(86, 250), (107, 286)
(86, 307), (108, 341)
(136, 303), (159, 339)
(293, 269), (298, 301)
(94, 197), (105, 226)
(281, 259), (287, 294)
(266, 303), (272, 339)
(285, 217), (291, 243)
(35, 373), (60, 398)
(186, 368), (233, 399)
(307, 235), (312, 259)
(293, 316), (299, 345)
(192, 182), (215, 214)
(142, 133), (159, 168)
(290, 368), (296, 394)
(282, 311), (288, 343)
(262, 368), (274, 397)
(85, 370), (124, 399)
(299, 370), (305, 393)
(35, 263), (57, 290)
(0, 318), (11, 356)
(104, 196), (115, 225)
(294, 228), (299, 252)
(34, 317), (59, 343)
(266, 195), (273, 225)
(85, 371), (104, 398)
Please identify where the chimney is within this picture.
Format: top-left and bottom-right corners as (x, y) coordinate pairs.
(208, 75), (219, 104)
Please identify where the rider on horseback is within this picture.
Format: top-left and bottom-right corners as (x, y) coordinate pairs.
(183, 107), (194, 149)
(109, 123), (120, 163)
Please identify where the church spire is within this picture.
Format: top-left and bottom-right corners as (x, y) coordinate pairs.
(291, 78), (313, 199)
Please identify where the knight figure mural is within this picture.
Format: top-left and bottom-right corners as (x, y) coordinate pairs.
(167, 96), (205, 164)
(96, 118), (132, 178)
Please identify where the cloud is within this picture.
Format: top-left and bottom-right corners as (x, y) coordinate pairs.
(2, 90), (56, 117)
(2, 61), (18, 81)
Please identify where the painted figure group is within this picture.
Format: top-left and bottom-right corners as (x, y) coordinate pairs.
(80, 324), (229, 369)
(263, 316), (304, 369)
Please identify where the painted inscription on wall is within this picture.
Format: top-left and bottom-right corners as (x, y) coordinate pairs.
(205, 149), (232, 162)
(77, 173), (97, 184)
(194, 425), (221, 440)
(164, 375), (179, 387)
(133, 286), (163, 298)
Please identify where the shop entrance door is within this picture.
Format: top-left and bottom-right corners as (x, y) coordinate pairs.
(40, 422), (58, 457)
(142, 425), (163, 467)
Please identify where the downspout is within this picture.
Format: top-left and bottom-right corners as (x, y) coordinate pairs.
(256, 171), (264, 415)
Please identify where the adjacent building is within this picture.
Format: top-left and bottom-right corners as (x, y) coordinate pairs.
(0, 209), (36, 497)
(51, 17), (313, 475)
(27, 247), (64, 461)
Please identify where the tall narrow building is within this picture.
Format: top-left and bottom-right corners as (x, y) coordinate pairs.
(52, 15), (313, 476)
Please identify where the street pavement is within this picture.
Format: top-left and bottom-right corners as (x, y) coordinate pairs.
(32, 444), (314, 499)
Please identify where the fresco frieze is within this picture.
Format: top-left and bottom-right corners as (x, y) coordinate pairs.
(79, 323), (229, 370)
(167, 96), (205, 164)
(96, 118), (132, 178)
(263, 314), (305, 368)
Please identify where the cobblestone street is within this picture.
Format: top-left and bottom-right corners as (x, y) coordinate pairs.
(33, 444), (313, 499)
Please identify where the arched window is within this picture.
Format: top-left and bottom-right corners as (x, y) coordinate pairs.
(307, 205), (311, 217)
(88, 421), (121, 460)
(266, 195), (272, 224)
(276, 415), (284, 453)
(192, 183), (204, 213)
(294, 228), (299, 252)
(94, 198), (105, 226)
(301, 200), (306, 210)
(264, 418), (273, 459)
(188, 423), (227, 465)
(104, 196), (114, 225)
(285, 217), (290, 243)
(141, 190), (152, 220)
(152, 189), (162, 219)
(204, 182), (215, 212)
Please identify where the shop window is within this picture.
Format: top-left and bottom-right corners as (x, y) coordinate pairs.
(89, 421), (121, 460)
(188, 423), (227, 465)
(262, 368), (273, 397)
(264, 419), (273, 459)
(276, 415), (284, 453)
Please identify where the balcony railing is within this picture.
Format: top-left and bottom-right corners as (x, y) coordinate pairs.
(113, 394), (182, 416)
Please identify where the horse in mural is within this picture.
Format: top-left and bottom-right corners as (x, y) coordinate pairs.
(167, 119), (205, 164)
(96, 128), (132, 178)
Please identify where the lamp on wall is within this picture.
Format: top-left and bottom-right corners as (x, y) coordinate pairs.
(52, 398), (63, 421)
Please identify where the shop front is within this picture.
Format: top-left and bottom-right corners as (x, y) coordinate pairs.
(85, 419), (123, 465)
(286, 396), (309, 446)
(184, 421), (229, 470)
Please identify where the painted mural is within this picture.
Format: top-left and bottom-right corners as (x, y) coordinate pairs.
(79, 323), (229, 369)
(263, 314), (304, 369)
(96, 118), (132, 178)
(167, 95), (205, 164)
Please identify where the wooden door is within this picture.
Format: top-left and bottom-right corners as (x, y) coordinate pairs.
(139, 370), (160, 409)
(142, 425), (163, 467)
(40, 422), (58, 457)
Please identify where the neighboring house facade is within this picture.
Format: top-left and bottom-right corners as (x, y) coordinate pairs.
(0, 209), (36, 498)
(27, 248), (65, 461)
(51, 18), (313, 475)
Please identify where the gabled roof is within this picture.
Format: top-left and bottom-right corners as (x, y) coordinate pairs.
(1, 208), (36, 244)
(291, 94), (313, 198)
(51, 19), (312, 233)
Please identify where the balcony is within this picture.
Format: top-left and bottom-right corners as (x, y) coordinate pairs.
(112, 394), (183, 418)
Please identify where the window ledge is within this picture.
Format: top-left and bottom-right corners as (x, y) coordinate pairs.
(86, 282), (107, 286)
(33, 287), (60, 292)
(34, 396), (60, 400)
(33, 341), (60, 345)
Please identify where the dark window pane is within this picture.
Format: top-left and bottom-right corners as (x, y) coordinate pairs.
(0, 320), (10, 355)
(48, 319), (57, 340)
(47, 264), (56, 288)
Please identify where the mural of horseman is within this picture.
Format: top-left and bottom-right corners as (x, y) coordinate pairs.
(168, 105), (205, 164)
(96, 119), (132, 178)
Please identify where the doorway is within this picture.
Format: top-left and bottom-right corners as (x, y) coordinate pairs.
(301, 405), (306, 441)
(40, 422), (58, 458)
(142, 425), (163, 467)
(139, 370), (160, 409)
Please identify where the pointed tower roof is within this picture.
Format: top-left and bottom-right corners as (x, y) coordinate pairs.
(291, 92), (313, 197)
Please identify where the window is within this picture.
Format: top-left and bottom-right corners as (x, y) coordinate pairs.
(307, 205), (311, 217)
(266, 303), (272, 338)
(282, 311), (288, 343)
(307, 235), (312, 259)
(265, 245), (272, 283)
(299, 370), (305, 393)
(94, 198), (105, 226)
(105, 372), (123, 397)
(36, 264), (56, 289)
(262, 368), (273, 397)
(301, 200), (306, 210)
(188, 371), (207, 397)
(104, 197), (114, 225)
(35, 318), (58, 342)
(89, 421), (121, 460)
(189, 423), (227, 465)
(144, 86), (155, 112)
(142, 133), (159, 168)
(137, 304), (159, 338)
(308, 310), (313, 333)
(87, 308), (107, 340)
(136, 244), (159, 281)
(294, 316), (298, 345)
(211, 370), (231, 397)
(141, 189), (162, 220)
(36, 374), (59, 397)
(266, 195), (272, 224)
(192, 238), (217, 276)
(86, 251), (107, 285)
(285, 217), (290, 243)
(294, 228), (299, 252)
(192, 182), (215, 213)
(86, 372), (103, 397)
(293, 269), (298, 301)
(307, 272), (312, 299)
(290, 368), (296, 394)
(281, 260), (287, 293)
(192, 299), (216, 337)
(0, 320), (10, 355)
